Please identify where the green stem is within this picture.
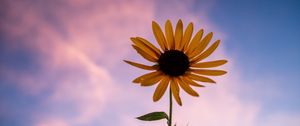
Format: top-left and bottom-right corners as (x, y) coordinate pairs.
(168, 88), (173, 126)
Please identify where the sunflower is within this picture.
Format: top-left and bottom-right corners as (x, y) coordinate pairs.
(124, 19), (227, 106)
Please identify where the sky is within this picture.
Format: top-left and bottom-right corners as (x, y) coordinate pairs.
(0, 0), (300, 126)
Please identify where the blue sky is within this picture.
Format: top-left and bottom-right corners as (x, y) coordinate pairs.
(206, 0), (300, 122)
(0, 0), (300, 126)
(207, 0), (300, 111)
(210, 0), (300, 78)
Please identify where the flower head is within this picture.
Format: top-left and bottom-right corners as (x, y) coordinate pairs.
(125, 20), (227, 106)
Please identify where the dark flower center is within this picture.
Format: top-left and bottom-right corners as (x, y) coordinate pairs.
(158, 50), (190, 76)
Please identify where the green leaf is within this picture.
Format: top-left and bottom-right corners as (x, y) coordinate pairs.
(136, 111), (168, 121)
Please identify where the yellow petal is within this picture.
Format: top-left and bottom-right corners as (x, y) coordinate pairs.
(180, 22), (193, 51)
(136, 37), (162, 55)
(189, 32), (213, 58)
(153, 75), (170, 102)
(190, 69), (227, 76)
(133, 71), (161, 83)
(174, 19), (183, 50)
(141, 73), (163, 86)
(191, 40), (220, 63)
(190, 60), (227, 68)
(185, 29), (203, 53)
(181, 76), (205, 87)
(176, 78), (199, 97)
(170, 78), (182, 106)
(124, 60), (158, 70)
(186, 73), (216, 83)
(152, 21), (167, 51)
(165, 20), (174, 50)
(131, 38), (159, 58)
(132, 45), (157, 62)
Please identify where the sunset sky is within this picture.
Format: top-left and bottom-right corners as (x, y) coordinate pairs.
(1, 0), (300, 126)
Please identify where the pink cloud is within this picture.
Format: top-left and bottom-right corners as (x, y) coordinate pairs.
(262, 113), (300, 126)
(35, 117), (69, 126)
(3, 0), (298, 126)
(1, 0), (155, 125)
